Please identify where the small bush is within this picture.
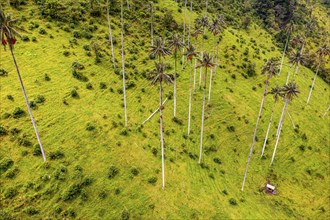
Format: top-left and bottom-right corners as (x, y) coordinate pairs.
(44, 74), (51, 81)
(62, 184), (82, 201)
(49, 150), (65, 160)
(25, 206), (39, 215)
(86, 82), (93, 90)
(0, 125), (7, 136)
(151, 147), (158, 156)
(63, 50), (70, 56)
(121, 210), (130, 220)
(172, 117), (183, 125)
(130, 167), (139, 176)
(227, 126), (235, 132)
(39, 28), (46, 34)
(21, 35), (30, 41)
(100, 82), (107, 89)
(108, 165), (119, 179)
(72, 70), (89, 82)
(72, 61), (85, 70)
(120, 128), (129, 136)
(213, 157), (222, 164)
(71, 89), (79, 98)
(229, 198), (238, 205)
(12, 107), (25, 118)
(0, 68), (8, 77)
(86, 123), (96, 131)
(147, 176), (157, 184)
(33, 144), (42, 156)
(99, 190), (108, 199)
(4, 187), (17, 199)
(35, 95), (45, 103)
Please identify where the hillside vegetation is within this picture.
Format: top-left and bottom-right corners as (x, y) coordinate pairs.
(0, 0), (329, 219)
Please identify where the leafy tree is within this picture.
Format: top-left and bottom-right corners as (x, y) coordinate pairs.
(270, 82), (299, 166)
(261, 86), (283, 157)
(196, 52), (215, 164)
(0, 8), (46, 161)
(242, 58), (279, 191)
(306, 44), (329, 105)
(184, 43), (198, 136)
(169, 33), (184, 117)
(151, 62), (173, 189)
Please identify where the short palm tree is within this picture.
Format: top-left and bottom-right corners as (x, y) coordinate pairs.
(0, 8), (46, 161)
(168, 33), (184, 117)
(270, 81), (300, 166)
(196, 52), (215, 164)
(261, 86), (283, 157)
(151, 62), (173, 189)
(306, 44), (329, 105)
(241, 57), (279, 191)
(184, 43), (199, 135)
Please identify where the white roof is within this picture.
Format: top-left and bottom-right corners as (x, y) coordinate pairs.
(266, 184), (275, 190)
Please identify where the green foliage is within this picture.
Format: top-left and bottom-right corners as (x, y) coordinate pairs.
(12, 107), (25, 118)
(108, 165), (119, 179)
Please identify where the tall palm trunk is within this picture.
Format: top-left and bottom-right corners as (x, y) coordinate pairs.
(322, 105), (330, 118)
(187, 0), (192, 45)
(241, 74), (271, 191)
(207, 61), (213, 105)
(188, 60), (193, 135)
(121, 0), (128, 127)
(261, 103), (275, 157)
(10, 46), (46, 162)
(182, 0), (187, 70)
(106, 0), (116, 70)
(150, 2), (154, 46)
(306, 61), (320, 105)
(205, 0), (208, 15)
(159, 79), (165, 189)
(174, 51), (177, 117)
(270, 98), (288, 166)
(198, 66), (208, 164)
(278, 34), (290, 75)
(285, 67), (292, 85)
(193, 58), (197, 92)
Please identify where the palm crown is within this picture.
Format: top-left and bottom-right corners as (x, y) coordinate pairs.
(282, 81), (300, 101)
(196, 52), (215, 69)
(150, 37), (171, 59)
(268, 86), (283, 102)
(289, 50), (305, 67)
(0, 8), (23, 47)
(261, 57), (279, 77)
(151, 62), (172, 85)
(316, 44), (330, 59)
(184, 43), (198, 61)
(168, 33), (184, 53)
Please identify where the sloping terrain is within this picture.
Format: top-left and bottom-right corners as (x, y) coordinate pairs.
(0, 0), (329, 219)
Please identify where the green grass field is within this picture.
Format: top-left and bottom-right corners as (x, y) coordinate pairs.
(0, 1), (329, 219)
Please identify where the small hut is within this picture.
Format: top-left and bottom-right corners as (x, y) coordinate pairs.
(264, 183), (276, 195)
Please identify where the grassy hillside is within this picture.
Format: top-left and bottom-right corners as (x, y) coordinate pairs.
(0, 0), (329, 219)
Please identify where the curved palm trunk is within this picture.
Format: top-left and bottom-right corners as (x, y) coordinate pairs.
(198, 66), (208, 164)
(10, 46), (46, 162)
(278, 34), (290, 75)
(261, 103), (275, 157)
(188, 60), (193, 135)
(322, 105), (330, 118)
(159, 80), (165, 189)
(106, 0), (116, 70)
(174, 51), (177, 117)
(286, 110), (295, 129)
(241, 74), (270, 191)
(121, 0), (128, 127)
(306, 62), (320, 105)
(270, 99), (288, 166)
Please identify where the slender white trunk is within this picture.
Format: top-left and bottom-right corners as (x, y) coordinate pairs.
(150, 2), (154, 46)
(261, 104), (275, 157)
(285, 68), (291, 85)
(174, 52), (177, 117)
(182, 0), (187, 70)
(241, 74), (271, 191)
(121, 0), (128, 127)
(198, 67), (208, 164)
(199, 65), (203, 89)
(142, 98), (168, 125)
(10, 46), (46, 162)
(159, 80), (165, 189)
(270, 99), (288, 166)
(106, 0), (116, 70)
(193, 58), (197, 92)
(188, 61), (193, 135)
(306, 62), (320, 105)
(208, 67), (212, 105)
(205, 0), (208, 15)
(286, 110), (295, 129)
(322, 105), (330, 118)
(278, 34), (290, 75)
(126, 0), (130, 9)
(187, 0), (192, 45)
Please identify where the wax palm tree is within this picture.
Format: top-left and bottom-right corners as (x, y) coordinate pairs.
(0, 9), (46, 161)
(120, 0), (128, 126)
(270, 82), (299, 166)
(169, 33), (184, 117)
(181, 0), (188, 69)
(261, 86), (283, 157)
(151, 62), (173, 189)
(184, 43), (198, 135)
(306, 44), (330, 105)
(150, 37), (171, 62)
(192, 23), (203, 91)
(106, 0), (116, 69)
(196, 52), (215, 164)
(278, 21), (295, 75)
(287, 49), (305, 84)
(241, 57), (279, 191)
(198, 15), (208, 89)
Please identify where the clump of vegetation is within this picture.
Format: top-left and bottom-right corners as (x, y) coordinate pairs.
(12, 107), (25, 118)
(108, 165), (119, 179)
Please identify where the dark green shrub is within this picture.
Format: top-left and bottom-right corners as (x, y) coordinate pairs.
(222, 190), (228, 195)
(121, 210), (130, 220)
(33, 144), (42, 156)
(108, 165), (119, 179)
(0, 158), (14, 173)
(63, 50), (70, 56)
(54, 204), (62, 214)
(62, 184), (82, 201)
(86, 123), (96, 131)
(0, 68), (8, 77)
(130, 167), (139, 176)
(49, 150), (65, 160)
(21, 35), (30, 41)
(227, 125), (235, 132)
(29, 101), (37, 110)
(172, 117), (183, 125)
(151, 147), (158, 156)
(44, 73), (51, 81)
(12, 107), (25, 118)
(71, 89), (79, 98)
(100, 82), (107, 89)
(99, 190), (108, 199)
(86, 82), (93, 90)
(4, 187), (17, 199)
(39, 28), (46, 34)
(229, 198), (238, 205)
(25, 206), (39, 215)
(213, 157), (222, 164)
(72, 70), (88, 82)
(0, 125), (7, 136)
(147, 176), (157, 184)
(120, 128), (129, 136)
(35, 95), (45, 103)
